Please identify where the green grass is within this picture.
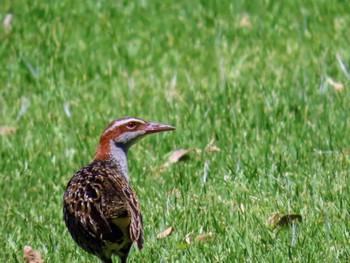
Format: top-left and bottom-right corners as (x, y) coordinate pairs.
(1, 0), (350, 262)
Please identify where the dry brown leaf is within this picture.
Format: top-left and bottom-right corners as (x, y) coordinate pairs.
(0, 126), (17, 136)
(239, 14), (252, 28)
(157, 226), (174, 239)
(169, 149), (192, 163)
(276, 214), (302, 227)
(24, 246), (44, 263)
(205, 145), (221, 152)
(195, 232), (213, 242)
(327, 77), (344, 91)
(268, 212), (280, 225)
(163, 149), (193, 168)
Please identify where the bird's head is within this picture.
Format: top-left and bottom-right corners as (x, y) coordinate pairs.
(94, 117), (175, 161)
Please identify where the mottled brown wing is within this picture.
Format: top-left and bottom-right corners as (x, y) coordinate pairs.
(64, 171), (115, 242)
(106, 174), (144, 250)
(64, 162), (143, 253)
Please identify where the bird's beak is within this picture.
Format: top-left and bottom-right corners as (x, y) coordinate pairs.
(144, 122), (176, 134)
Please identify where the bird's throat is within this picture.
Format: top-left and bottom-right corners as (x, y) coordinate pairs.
(109, 141), (129, 181)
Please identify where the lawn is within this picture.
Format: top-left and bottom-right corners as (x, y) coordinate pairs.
(0, 0), (349, 262)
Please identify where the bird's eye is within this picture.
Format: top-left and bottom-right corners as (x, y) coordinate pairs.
(126, 122), (137, 129)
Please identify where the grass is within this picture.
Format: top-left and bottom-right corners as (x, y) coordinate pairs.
(1, 0), (350, 262)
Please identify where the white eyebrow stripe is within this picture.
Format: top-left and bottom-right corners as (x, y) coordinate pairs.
(104, 118), (145, 134)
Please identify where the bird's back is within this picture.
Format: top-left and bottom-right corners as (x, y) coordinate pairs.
(63, 159), (143, 263)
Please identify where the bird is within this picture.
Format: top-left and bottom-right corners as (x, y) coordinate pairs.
(63, 117), (175, 263)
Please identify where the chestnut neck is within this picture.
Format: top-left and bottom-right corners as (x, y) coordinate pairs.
(94, 137), (129, 181)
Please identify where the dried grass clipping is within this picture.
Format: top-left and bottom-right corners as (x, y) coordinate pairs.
(195, 232), (214, 242)
(205, 145), (221, 152)
(327, 77), (344, 91)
